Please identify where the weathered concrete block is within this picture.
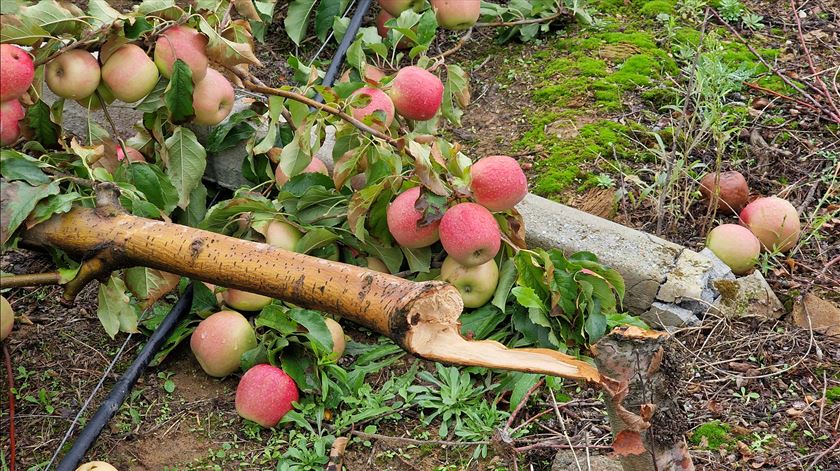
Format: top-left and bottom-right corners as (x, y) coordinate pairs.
(642, 302), (700, 330)
(518, 193), (682, 314)
(712, 271), (785, 319)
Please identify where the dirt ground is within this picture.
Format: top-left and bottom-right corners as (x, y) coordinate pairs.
(2, 0), (839, 470)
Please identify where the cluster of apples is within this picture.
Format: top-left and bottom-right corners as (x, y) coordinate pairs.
(0, 44), (35, 146)
(389, 155), (528, 307)
(376, 0), (482, 49)
(700, 171), (801, 275)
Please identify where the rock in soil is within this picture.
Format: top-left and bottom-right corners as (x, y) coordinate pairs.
(552, 450), (622, 470)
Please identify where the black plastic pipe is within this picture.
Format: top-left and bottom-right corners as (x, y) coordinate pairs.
(315, 0), (375, 101)
(56, 284), (194, 471)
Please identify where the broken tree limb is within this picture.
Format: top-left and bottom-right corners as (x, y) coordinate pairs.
(592, 326), (695, 471)
(19, 186), (599, 383)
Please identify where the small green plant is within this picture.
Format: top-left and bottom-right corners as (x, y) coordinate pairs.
(409, 364), (494, 438)
(741, 12), (764, 30)
(690, 420), (731, 449)
(748, 432), (776, 452)
(734, 387), (760, 404)
(594, 173), (615, 188)
(158, 371), (176, 394)
(719, 0), (744, 22)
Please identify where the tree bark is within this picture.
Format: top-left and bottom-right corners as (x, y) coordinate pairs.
(20, 194), (599, 383)
(592, 326), (695, 471)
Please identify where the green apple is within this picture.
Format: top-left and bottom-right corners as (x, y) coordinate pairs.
(440, 256), (499, 308)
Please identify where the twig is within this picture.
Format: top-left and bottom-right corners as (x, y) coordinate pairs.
(743, 81), (820, 111)
(790, 0), (840, 118)
(475, 10), (567, 27)
(0, 272), (62, 289)
(430, 29), (472, 67)
(97, 90), (129, 159)
(506, 379), (544, 429)
(513, 441), (612, 453)
(349, 430), (487, 447)
(550, 388), (582, 471)
(806, 436), (840, 470)
(3, 343), (15, 471)
(33, 23), (115, 67)
(326, 436), (349, 471)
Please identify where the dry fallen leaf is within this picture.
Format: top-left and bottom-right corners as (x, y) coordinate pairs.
(612, 430), (647, 456)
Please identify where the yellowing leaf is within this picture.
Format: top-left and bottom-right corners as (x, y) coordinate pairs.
(199, 17), (261, 67)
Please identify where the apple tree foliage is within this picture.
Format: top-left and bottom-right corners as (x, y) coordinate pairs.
(0, 0), (638, 394)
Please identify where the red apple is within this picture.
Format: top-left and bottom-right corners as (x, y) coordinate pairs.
(439, 202), (501, 267)
(192, 68), (234, 126)
(339, 64), (386, 84)
(275, 157), (329, 186)
(116, 146), (146, 163)
(190, 310), (257, 377)
(470, 156), (528, 211)
(706, 224), (761, 275)
(0, 44), (34, 101)
(386, 186), (441, 248)
(430, 0), (481, 30)
(350, 86), (395, 128)
(389, 66), (444, 121)
(45, 50), (101, 100)
(102, 44), (160, 103)
(378, 0), (425, 16)
(236, 364), (299, 427)
(740, 196), (801, 252)
(154, 25), (209, 81)
(699, 171), (749, 214)
(0, 99), (25, 147)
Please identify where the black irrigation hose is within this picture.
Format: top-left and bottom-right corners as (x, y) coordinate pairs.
(314, 0), (375, 101)
(55, 285), (194, 471)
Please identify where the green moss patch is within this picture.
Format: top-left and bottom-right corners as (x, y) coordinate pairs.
(690, 420), (731, 450)
(640, 0), (675, 16)
(827, 386), (840, 404)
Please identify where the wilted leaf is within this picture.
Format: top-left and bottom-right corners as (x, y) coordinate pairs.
(0, 180), (60, 246)
(124, 267), (181, 308)
(414, 188), (448, 228)
(199, 17), (261, 67)
(98, 275), (139, 338)
(0, 14), (50, 45)
(87, 0), (121, 27)
(612, 430), (646, 456)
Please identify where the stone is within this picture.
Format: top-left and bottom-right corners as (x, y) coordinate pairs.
(656, 250), (712, 304)
(792, 293), (840, 337)
(552, 450), (622, 471)
(642, 302), (700, 330)
(713, 271), (785, 319)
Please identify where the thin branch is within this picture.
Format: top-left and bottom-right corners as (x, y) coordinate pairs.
(97, 90), (130, 159)
(349, 430), (487, 447)
(431, 29), (472, 67)
(475, 10), (567, 28)
(33, 23), (114, 67)
(0, 272), (62, 289)
(790, 0), (840, 118)
(744, 81), (820, 110)
(3, 342), (16, 471)
(807, 436), (840, 470)
(514, 441), (612, 453)
(506, 379), (544, 429)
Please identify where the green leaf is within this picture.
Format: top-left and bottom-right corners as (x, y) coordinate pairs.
(401, 246), (431, 273)
(26, 101), (60, 148)
(606, 312), (648, 330)
(511, 286), (546, 311)
(164, 127), (207, 209)
(0, 180), (59, 246)
(284, 0), (318, 45)
(206, 109), (258, 153)
(459, 304), (506, 340)
(487, 259), (515, 312)
(442, 64), (468, 126)
(584, 309), (607, 343)
(180, 183), (208, 227)
(124, 267), (180, 308)
(199, 194), (275, 232)
(135, 79), (168, 112)
(294, 228), (339, 254)
(314, 0), (340, 41)
(123, 16), (154, 39)
(27, 192), (80, 227)
(289, 309), (334, 353)
(97, 275), (140, 338)
(508, 373), (541, 412)
(87, 0), (121, 27)
(164, 60), (195, 123)
(22, 0), (83, 35)
(0, 151), (50, 185)
(0, 14), (50, 45)
(127, 163), (179, 214)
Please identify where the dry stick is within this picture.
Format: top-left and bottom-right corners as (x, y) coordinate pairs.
(0, 272), (61, 289)
(743, 81), (820, 111)
(349, 430), (488, 447)
(550, 388), (582, 471)
(431, 28), (472, 67)
(709, 9), (840, 123)
(505, 379), (545, 429)
(3, 343), (15, 471)
(807, 436), (840, 470)
(791, 0), (840, 118)
(326, 437), (349, 471)
(475, 10), (567, 28)
(513, 441), (612, 453)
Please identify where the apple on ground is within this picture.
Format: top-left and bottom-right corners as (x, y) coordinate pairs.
(378, 0), (425, 16)
(154, 25), (209, 81)
(74, 462), (119, 471)
(264, 220), (303, 251)
(324, 318), (346, 357)
(430, 0), (481, 30)
(699, 171), (749, 214)
(339, 64), (386, 84)
(740, 196), (801, 252)
(275, 157), (329, 186)
(440, 256), (499, 308)
(1, 44), (35, 101)
(1, 295), (14, 341)
(0, 99), (25, 147)
(386, 186), (441, 248)
(350, 86), (395, 128)
(116, 146), (146, 163)
(190, 310), (257, 377)
(192, 68), (235, 126)
(222, 288), (273, 312)
(439, 202), (501, 267)
(389, 66), (444, 121)
(470, 155), (528, 211)
(706, 224), (761, 275)
(236, 364), (299, 427)
(102, 44), (160, 103)
(45, 50), (101, 100)
(376, 11), (413, 50)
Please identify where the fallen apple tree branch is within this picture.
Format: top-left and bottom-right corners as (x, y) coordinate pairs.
(17, 185), (695, 471)
(0, 272), (61, 289)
